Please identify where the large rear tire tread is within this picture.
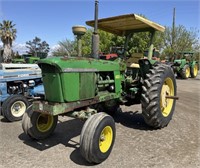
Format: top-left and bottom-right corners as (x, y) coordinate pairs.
(80, 113), (115, 164)
(2, 95), (29, 122)
(141, 64), (177, 128)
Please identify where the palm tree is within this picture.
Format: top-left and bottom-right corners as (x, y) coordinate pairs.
(0, 20), (17, 62)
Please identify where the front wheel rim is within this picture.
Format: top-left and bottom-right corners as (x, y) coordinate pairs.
(99, 126), (113, 153)
(36, 114), (54, 132)
(11, 101), (26, 117)
(160, 78), (175, 117)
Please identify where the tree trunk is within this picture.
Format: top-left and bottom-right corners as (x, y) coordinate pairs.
(3, 43), (12, 63)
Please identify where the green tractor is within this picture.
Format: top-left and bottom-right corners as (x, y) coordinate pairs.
(22, 1), (178, 164)
(13, 52), (47, 64)
(172, 51), (199, 79)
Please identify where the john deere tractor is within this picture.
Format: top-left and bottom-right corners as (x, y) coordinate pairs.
(22, 1), (178, 164)
(13, 53), (47, 64)
(172, 51), (199, 79)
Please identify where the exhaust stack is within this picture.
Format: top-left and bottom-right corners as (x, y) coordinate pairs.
(91, 0), (99, 59)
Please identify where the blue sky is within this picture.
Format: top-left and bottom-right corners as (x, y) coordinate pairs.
(0, 0), (199, 53)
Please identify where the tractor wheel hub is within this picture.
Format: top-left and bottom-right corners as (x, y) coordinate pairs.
(161, 85), (170, 108)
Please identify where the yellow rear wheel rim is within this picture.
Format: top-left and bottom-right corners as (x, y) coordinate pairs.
(186, 67), (190, 78)
(160, 78), (175, 117)
(36, 114), (54, 132)
(193, 64), (198, 77)
(99, 126), (113, 153)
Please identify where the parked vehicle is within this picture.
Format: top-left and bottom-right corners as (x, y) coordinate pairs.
(99, 46), (124, 60)
(0, 63), (44, 121)
(12, 52), (47, 64)
(172, 51), (199, 79)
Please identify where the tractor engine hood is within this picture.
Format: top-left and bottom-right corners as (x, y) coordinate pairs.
(37, 57), (126, 103)
(38, 57), (126, 72)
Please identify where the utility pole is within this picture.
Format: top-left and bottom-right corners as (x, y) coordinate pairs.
(172, 7), (176, 53)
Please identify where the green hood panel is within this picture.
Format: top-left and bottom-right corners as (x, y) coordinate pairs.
(38, 57), (126, 72)
(38, 57), (125, 103)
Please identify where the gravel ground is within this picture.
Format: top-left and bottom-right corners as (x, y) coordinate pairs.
(0, 73), (200, 168)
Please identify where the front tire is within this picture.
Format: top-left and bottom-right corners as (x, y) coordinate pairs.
(141, 64), (177, 128)
(80, 113), (115, 164)
(2, 95), (29, 122)
(22, 106), (58, 140)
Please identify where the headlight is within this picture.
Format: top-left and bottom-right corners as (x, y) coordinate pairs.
(29, 80), (35, 87)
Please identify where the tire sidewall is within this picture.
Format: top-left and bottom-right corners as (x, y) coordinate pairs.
(156, 66), (177, 126)
(2, 95), (29, 122)
(91, 115), (115, 163)
(29, 111), (58, 140)
(141, 64), (177, 128)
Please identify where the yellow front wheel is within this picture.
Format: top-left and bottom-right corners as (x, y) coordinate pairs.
(80, 113), (115, 164)
(99, 126), (113, 153)
(22, 106), (58, 140)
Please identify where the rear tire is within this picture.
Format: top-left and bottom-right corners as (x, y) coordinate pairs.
(2, 95), (29, 122)
(22, 106), (58, 140)
(141, 64), (177, 128)
(191, 63), (199, 78)
(180, 64), (190, 79)
(80, 113), (115, 164)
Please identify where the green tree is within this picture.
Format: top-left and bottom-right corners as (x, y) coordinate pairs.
(52, 29), (115, 57)
(26, 36), (50, 57)
(161, 25), (199, 58)
(81, 28), (163, 57)
(0, 20), (17, 62)
(81, 29), (115, 56)
(52, 39), (76, 56)
(81, 29), (93, 56)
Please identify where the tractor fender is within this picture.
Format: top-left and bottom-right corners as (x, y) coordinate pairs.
(138, 59), (159, 78)
(191, 61), (199, 69)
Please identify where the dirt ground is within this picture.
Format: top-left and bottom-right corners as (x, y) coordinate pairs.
(0, 73), (200, 168)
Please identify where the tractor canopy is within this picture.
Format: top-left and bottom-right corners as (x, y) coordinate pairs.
(86, 14), (165, 36)
(86, 14), (165, 60)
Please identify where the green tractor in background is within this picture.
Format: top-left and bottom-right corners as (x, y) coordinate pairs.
(172, 51), (199, 79)
(12, 52), (47, 64)
(22, 1), (178, 164)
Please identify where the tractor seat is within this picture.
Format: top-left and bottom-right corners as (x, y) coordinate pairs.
(129, 63), (140, 68)
(126, 53), (143, 68)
